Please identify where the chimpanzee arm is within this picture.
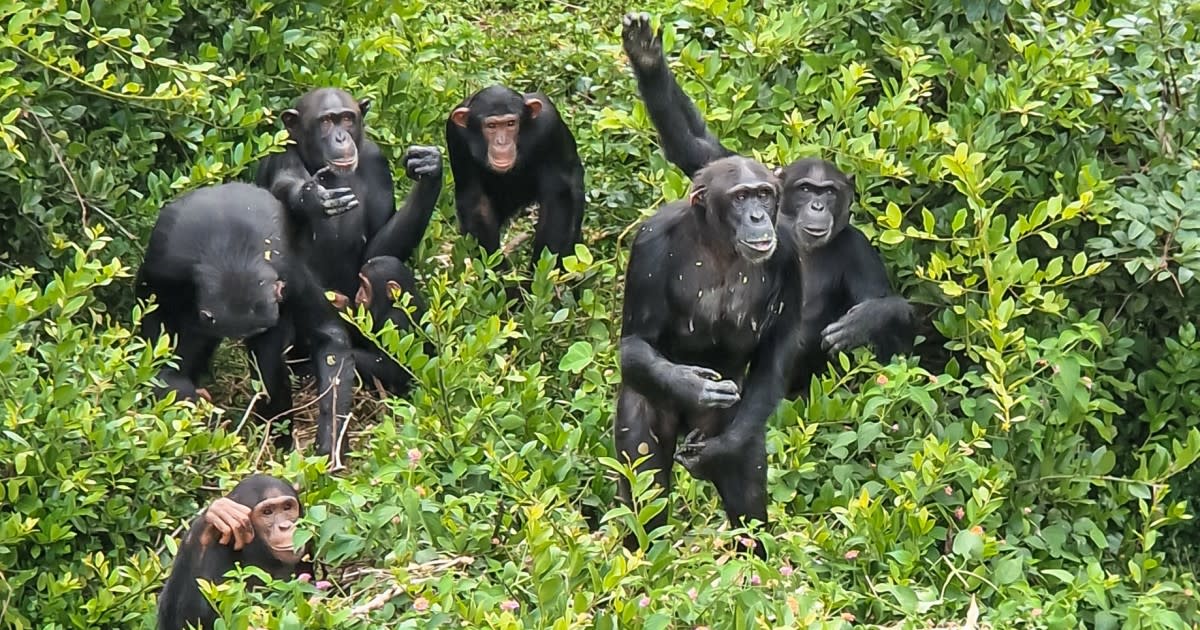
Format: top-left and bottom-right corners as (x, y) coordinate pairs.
(622, 13), (735, 178)
(364, 145), (442, 262)
(620, 221), (741, 409)
(532, 156), (585, 261)
(676, 282), (806, 476)
(255, 152), (358, 221)
(821, 228), (914, 359)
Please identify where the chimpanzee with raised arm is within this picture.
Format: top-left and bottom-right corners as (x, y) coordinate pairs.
(621, 13), (913, 395)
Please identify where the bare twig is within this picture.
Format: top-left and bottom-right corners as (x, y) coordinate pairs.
(23, 105), (89, 226)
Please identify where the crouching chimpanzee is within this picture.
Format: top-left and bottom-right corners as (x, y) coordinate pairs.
(446, 85), (585, 269)
(329, 255), (433, 396)
(255, 87), (443, 299)
(136, 183), (355, 461)
(157, 475), (308, 630)
(615, 156), (803, 558)
(621, 13), (914, 395)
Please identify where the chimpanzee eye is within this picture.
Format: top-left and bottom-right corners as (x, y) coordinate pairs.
(758, 189), (770, 198)
(506, 120), (516, 127)
(320, 119), (332, 133)
(736, 191), (747, 202)
(262, 507), (273, 516)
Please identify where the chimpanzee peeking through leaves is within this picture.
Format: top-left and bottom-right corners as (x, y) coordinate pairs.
(615, 156), (803, 558)
(329, 255), (433, 396)
(157, 475), (308, 630)
(446, 85), (585, 268)
(255, 88), (443, 299)
(621, 13), (914, 394)
(136, 183), (355, 460)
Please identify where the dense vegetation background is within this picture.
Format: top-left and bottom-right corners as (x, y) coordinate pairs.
(2, 0), (1199, 627)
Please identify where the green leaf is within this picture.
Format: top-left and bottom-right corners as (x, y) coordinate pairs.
(558, 341), (594, 373)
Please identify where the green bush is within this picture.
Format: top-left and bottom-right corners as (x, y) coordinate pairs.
(2, 0), (1199, 628)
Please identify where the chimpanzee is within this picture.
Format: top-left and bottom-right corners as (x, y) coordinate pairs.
(255, 87), (443, 299)
(136, 183), (355, 460)
(157, 474), (308, 630)
(621, 13), (914, 394)
(615, 156), (803, 558)
(445, 85), (585, 267)
(329, 255), (432, 396)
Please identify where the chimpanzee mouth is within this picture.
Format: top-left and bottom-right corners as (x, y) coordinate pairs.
(488, 159), (515, 173)
(802, 227), (830, 238)
(327, 158), (358, 174)
(740, 237), (777, 252)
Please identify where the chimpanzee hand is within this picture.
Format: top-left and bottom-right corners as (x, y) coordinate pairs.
(821, 302), (873, 353)
(622, 13), (665, 72)
(673, 365), (740, 409)
(674, 429), (737, 481)
(300, 166), (359, 217)
(404, 145), (442, 181)
(201, 497), (254, 550)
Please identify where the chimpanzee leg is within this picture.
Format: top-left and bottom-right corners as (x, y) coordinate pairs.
(246, 325), (295, 451)
(614, 386), (680, 550)
(711, 432), (768, 559)
(310, 321), (355, 464)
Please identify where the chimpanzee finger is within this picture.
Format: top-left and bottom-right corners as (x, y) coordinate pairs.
(320, 186), (354, 199)
(687, 366), (723, 381)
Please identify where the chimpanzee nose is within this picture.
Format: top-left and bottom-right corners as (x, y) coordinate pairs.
(750, 211), (767, 223)
(811, 201), (825, 212)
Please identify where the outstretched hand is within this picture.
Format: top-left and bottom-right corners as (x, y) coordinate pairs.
(201, 497), (254, 550)
(404, 145), (443, 181)
(621, 12), (665, 71)
(301, 165), (359, 216)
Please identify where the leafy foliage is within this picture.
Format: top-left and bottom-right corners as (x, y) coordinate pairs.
(1, 0), (1199, 628)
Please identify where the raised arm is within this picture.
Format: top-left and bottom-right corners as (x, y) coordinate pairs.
(621, 12), (736, 178)
(364, 145), (443, 262)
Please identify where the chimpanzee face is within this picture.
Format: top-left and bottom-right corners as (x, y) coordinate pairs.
(689, 156), (780, 264)
(777, 158), (854, 251)
(194, 263), (284, 339)
(282, 88), (370, 176)
(251, 490), (301, 565)
(450, 85), (545, 174)
(226, 474), (305, 567)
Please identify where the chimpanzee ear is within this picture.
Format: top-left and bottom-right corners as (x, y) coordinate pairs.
(357, 97), (371, 118)
(386, 280), (403, 301)
(688, 184), (707, 208)
(524, 96), (545, 119)
(273, 280), (286, 302)
(450, 107), (471, 128)
(281, 109), (301, 132)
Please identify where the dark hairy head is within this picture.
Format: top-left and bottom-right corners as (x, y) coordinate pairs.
(777, 158), (855, 252)
(194, 256), (284, 340)
(450, 85), (547, 174)
(689, 156), (780, 264)
(355, 256), (417, 321)
(282, 88), (369, 175)
(227, 475), (304, 568)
